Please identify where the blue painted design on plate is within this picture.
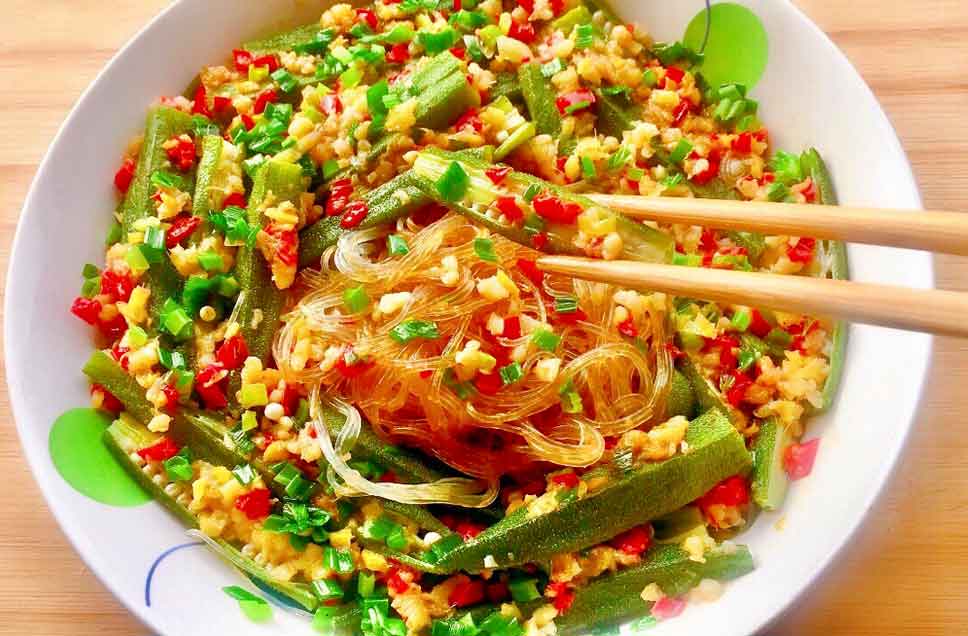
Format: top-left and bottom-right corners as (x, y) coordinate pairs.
(144, 541), (204, 607)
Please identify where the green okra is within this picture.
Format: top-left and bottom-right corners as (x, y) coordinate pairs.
(800, 148), (848, 411)
(553, 543), (754, 635)
(593, 90), (642, 139)
(298, 172), (429, 269)
(665, 368), (696, 419)
(233, 160), (308, 369)
(410, 51), (464, 96)
(411, 148), (674, 264)
(243, 23), (322, 57)
(678, 356), (743, 425)
(490, 72), (522, 103)
(551, 5), (593, 35)
(121, 106), (196, 320)
(103, 415), (321, 612)
(414, 69), (481, 130)
(518, 63), (561, 137)
(750, 417), (791, 511)
(432, 409), (751, 573)
(726, 230), (767, 263)
(193, 135), (242, 222)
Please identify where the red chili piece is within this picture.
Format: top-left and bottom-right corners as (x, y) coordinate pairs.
(609, 525), (652, 555)
(485, 166), (512, 184)
(508, 21), (536, 44)
(160, 383), (181, 414)
(165, 135), (197, 172)
(664, 66), (685, 84)
(101, 269), (135, 303)
(486, 581), (510, 604)
(531, 232), (549, 250)
(90, 384), (123, 413)
(448, 578), (485, 608)
(137, 437), (180, 461)
(355, 7), (379, 30)
(473, 372), (503, 395)
(336, 348), (374, 378)
(783, 438), (821, 480)
(801, 177), (817, 203)
(213, 96), (232, 113)
(195, 364), (228, 409)
(114, 158), (136, 193)
(550, 472), (579, 489)
(516, 258), (545, 289)
(749, 309), (772, 338)
(241, 114), (256, 131)
(725, 371), (752, 406)
(71, 297), (102, 325)
(502, 315), (522, 339)
(731, 132), (752, 153)
(166, 215), (202, 248)
(232, 49), (254, 72)
(98, 313), (128, 341)
(253, 88), (278, 115)
(787, 237), (816, 264)
(222, 192), (247, 209)
(617, 318), (638, 338)
(546, 582), (575, 613)
(455, 108), (483, 133)
(191, 84), (211, 118)
(216, 334), (249, 370)
(532, 193), (582, 224)
(549, 0), (564, 13)
(251, 54), (280, 72)
(449, 46), (466, 60)
(555, 89), (596, 116)
(235, 488), (273, 520)
(697, 475), (749, 509)
(326, 178), (354, 217)
(320, 94), (343, 115)
(340, 200), (369, 229)
(386, 43), (410, 63)
(455, 520), (487, 540)
(518, 0), (534, 11)
(495, 196), (524, 222)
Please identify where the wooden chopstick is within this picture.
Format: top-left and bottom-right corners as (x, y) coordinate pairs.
(537, 255), (968, 337)
(586, 194), (968, 256)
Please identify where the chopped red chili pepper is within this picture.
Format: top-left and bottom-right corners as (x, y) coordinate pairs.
(235, 488), (273, 520)
(336, 348), (374, 378)
(609, 524), (652, 555)
(495, 196), (524, 222)
(251, 54), (280, 72)
(114, 158), (136, 193)
(101, 269), (135, 303)
(665, 342), (685, 360)
(386, 568), (414, 595)
(731, 131), (752, 153)
(449, 46), (466, 60)
(549, 0), (564, 14)
(232, 49), (254, 72)
(550, 472), (579, 489)
(137, 437), (180, 462)
(222, 192), (247, 209)
(517, 258), (545, 289)
(264, 223), (299, 266)
(448, 578), (485, 608)
(455, 520), (486, 540)
(253, 88), (278, 115)
(340, 200), (369, 229)
(320, 94), (343, 116)
(532, 193), (582, 224)
(111, 343), (130, 369)
(216, 334), (249, 370)
(386, 42), (410, 63)
(787, 237), (816, 264)
(474, 372), (503, 395)
(699, 228), (718, 254)
(97, 312), (129, 341)
(671, 98), (692, 128)
(555, 89), (596, 116)
(531, 232), (549, 250)
(651, 596), (686, 620)
(355, 7), (378, 30)
(241, 114), (256, 131)
(697, 475), (749, 508)
(664, 66), (685, 83)
(326, 178), (353, 216)
(165, 135), (197, 172)
(485, 166), (512, 185)
(195, 364), (228, 410)
(166, 215), (202, 248)
(213, 96), (232, 113)
(725, 371), (751, 406)
(546, 582), (575, 613)
(502, 315), (522, 339)
(455, 108), (483, 133)
(801, 177), (817, 203)
(91, 383), (123, 413)
(486, 581), (510, 604)
(518, 0), (534, 11)
(71, 297), (102, 325)
(508, 21), (536, 44)
(617, 318), (638, 338)
(749, 309), (772, 338)
(161, 383), (181, 414)
(783, 438), (821, 481)
(191, 84), (211, 118)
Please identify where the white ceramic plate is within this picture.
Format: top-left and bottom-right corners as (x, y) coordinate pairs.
(5, 1), (931, 634)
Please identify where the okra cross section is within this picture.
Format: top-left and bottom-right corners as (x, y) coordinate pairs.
(433, 408), (751, 573)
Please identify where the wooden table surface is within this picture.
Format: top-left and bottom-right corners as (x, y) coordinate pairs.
(1, 1), (966, 634)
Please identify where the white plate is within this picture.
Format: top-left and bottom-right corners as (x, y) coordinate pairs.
(4, 1), (930, 634)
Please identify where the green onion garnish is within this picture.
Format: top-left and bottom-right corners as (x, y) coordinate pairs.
(358, 572), (377, 598)
(386, 526), (408, 551)
(563, 99), (592, 115)
(541, 58), (566, 78)
(150, 170), (185, 190)
(474, 237), (498, 262)
(523, 183), (542, 202)
(126, 325), (149, 348)
(418, 27), (459, 54)
(367, 79), (390, 117)
(730, 308), (752, 332)
(343, 285), (371, 313)
(574, 23), (595, 49)
(499, 362), (524, 386)
(531, 329), (561, 352)
(769, 150), (804, 185)
(580, 156), (597, 179)
(322, 158), (341, 180)
(390, 320), (440, 344)
(669, 138), (694, 164)
(105, 221), (123, 246)
(312, 579), (344, 601)
(435, 160), (470, 202)
(240, 383), (269, 408)
(82, 263), (100, 279)
(197, 250), (224, 272)
(661, 173), (684, 188)
(387, 234), (410, 256)
(607, 145), (633, 171)
(642, 68), (658, 87)
(672, 252), (702, 267)
(160, 299), (193, 340)
(232, 464), (256, 485)
(508, 578), (541, 603)
(294, 28), (335, 54)
(163, 451), (193, 481)
(223, 586), (272, 623)
(158, 347), (186, 370)
(270, 68), (298, 93)
(766, 182), (791, 202)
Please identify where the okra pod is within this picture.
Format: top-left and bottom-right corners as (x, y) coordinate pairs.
(551, 5), (593, 35)
(490, 72), (522, 104)
(411, 149), (674, 264)
(665, 368), (697, 419)
(593, 90), (642, 139)
(243, 23), (322, 57)
(432, 409), (751, 573)
(518, 64), (561, 137)
(413, 70), (481, 131)
(800, 148), (848, 411)
(192, 135), (242, 221)
(553, 543), (754, 635)
(750, 417), (791, 511)
(678, 356), (743, 425)
(103, 415), (321, 612)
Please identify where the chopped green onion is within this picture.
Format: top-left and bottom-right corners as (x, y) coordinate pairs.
(228, 425), (255, 454)
(541, 58), (566, 78)
(197, 250), (224, 272)
(523, 183), (542, 202)
(343, 285), (371, 313)
(737, 348), (757, 372)
(382, 24), (416, 44)
(240, 383), (269, 408)
(607, 145), (633, 171)
(311, 578), (344, 601)
(770, 151), (804, 185)
(125, 325), (148, 348)
(363, 515), (398, 541)
(661, 173), (684, 188)
(323, 546), (356, 573)
(478, 23), (502, 50)
(322, 158), (341, 180)
(626, 166), (645, 181)
(730, 308), (752, 332)
(435, 161), (470, 202)
(766, 327), (794, 349)
(390, 320), (440, 344)
(243, 154), (267, 177)
(531, 329), (560, 352)
(270, 68), (298, 93)
(418, 27), (459, 54)
(173, 369), (194, 395)
(358, 572), (377, 598)
(294, 28), (336, 54)
(652, 41), (703, 66)
(736, 114), (759, 132)
(450, 10), (489, 31)
(474, 237), (498, 262)
(150, 170), (185, 190)
(157, 347), (186, 370)
(386, 526), (408, 551)
(382, 92), (403, 110)
(669, 138), (694, 164)
(508, 578), (541, 603)
(105, 221), (123, 246)
(367, 79), (390, 117)
(232, 464), (256, 485)
(642, 68), (658, 87)
(494, 120), (536, 161)
(339, 65), (364, 88)
(499, 362), (524, 386)
(672, 252), (702, 267)
(223, 586), (272, 623)
(580, 156), (597, 179)
(241, 410), (258, 432)
(163, 452), (193, 481)
(574, 23), (595, 49)
(560, 388), (583, 414)
(463, 34), (485, 62)
(124, 245), (150, 275)
(554, 295), (579, 314)
(766, 182), (791, 202)
(82, 263), (100, 279)
(601, 85), (632, 99)
(160, 299), (193, 340)
(387, 234), (410, 256)
(563, 99), (592, 115)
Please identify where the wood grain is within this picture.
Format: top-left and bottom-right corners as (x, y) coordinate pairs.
(0, 1), (966, 634)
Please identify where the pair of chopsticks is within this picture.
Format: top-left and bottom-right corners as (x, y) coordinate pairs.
(536, 195), (968, 337)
